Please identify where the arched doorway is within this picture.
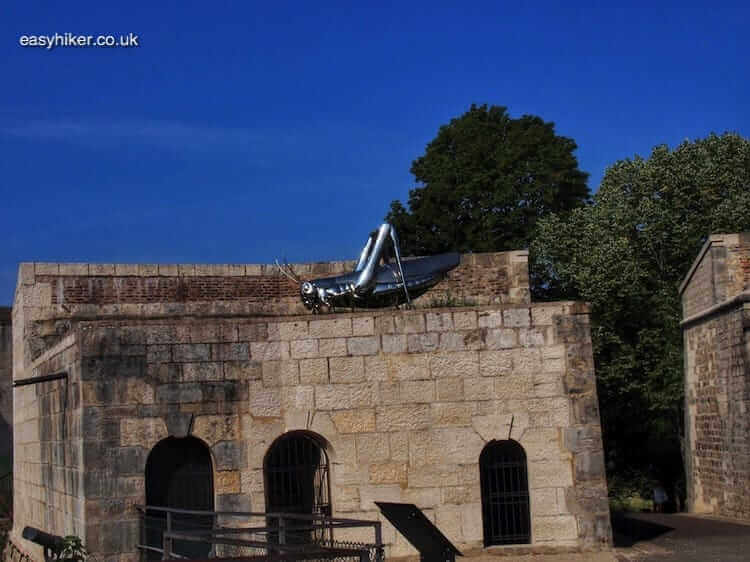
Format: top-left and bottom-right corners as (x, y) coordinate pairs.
(264, 431), (331, 543)
(145, 436), (214, 558)
(479, 439), (531, 546)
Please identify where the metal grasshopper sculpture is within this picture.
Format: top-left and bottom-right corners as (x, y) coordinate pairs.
(278, 223), (460, 313)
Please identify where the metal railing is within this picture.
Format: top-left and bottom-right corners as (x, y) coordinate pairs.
(136, 505), (384, 562)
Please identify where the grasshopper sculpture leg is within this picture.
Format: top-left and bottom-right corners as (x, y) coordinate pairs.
(278, 223), (460, 313)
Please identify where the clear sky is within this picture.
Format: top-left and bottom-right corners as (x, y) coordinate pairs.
(1, 1), (748, 305)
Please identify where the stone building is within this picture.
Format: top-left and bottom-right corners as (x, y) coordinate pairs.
(0, 307), (12, 474)
(9, 252), (611, 559)
(680, 233), (750, 520)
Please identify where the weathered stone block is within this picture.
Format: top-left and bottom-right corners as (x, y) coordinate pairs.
(452, 311), (477, 330)
(329, 356), (365, 383)
(430, 351), (479, 378)
(347, 336), (380, 356)
(382, 334), (407, 354)
(532, 514), (578, 542)
(238, 322), (268, 342)
(408, 464), (459, 488)
(212, 441), (243, 470)
(182, 362), (223, 382)
(471, 413), (513, 442)
(369, 461), (407, 484)
(389, 432), (408, 461)
(250, 341), (290, 361)
(352, 317), (374, 336)
(399, 380), (435, 404)
(314, 384), (351, 410)
(356, 433), (390, 463)
(504, 307), (531, 327)
(248, 385), (281, 417)
(299, 357), (329, 384)
(216, 470), (241, 494)
(192, 415), (239, 445)
(530, 460), (574, 488)
(485, 328), (517, 349)
(156, 383), (202, 403)
(309, 318), (352, 338)
(290, 339), (318, 359)
(393, 314), (425, 334)
(478, 310), (504, 328)
(479, 350), (513, 377)
(532, 305), (564, 326)
(374, 315), (395, 334)
(281, 385), (314, 411)
(519, 327), (546, 347)
(224, 360), (262, 380)
(278, 321), (309, 341)
(318, 337), (348, 357)
(437, 377), (464, 401)
(426, 312), (454, 332)
(331, 409), (376, 433)
(385, 354), (430, 381)
(407, 333), (439, 353)
(513, 347), (543, 374)
(120, 418), (167, 448)
(359, 484), (403, 510)
(376, 405), (431, 432)
(494, 374), (532, 400)
(172, 343), (211, 362)
(262, 360), (299, 386)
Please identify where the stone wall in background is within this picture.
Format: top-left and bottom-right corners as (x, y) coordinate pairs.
(0, 308), (12, 475)
(681, 233), (750, 520)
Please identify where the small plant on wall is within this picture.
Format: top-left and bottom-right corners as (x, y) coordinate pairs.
(55, 536), (88, 562)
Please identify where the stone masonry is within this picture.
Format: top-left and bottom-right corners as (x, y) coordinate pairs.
(0, 307), (12, 473)
(680, 233), (750, 520)
(10, 252), (611, 560)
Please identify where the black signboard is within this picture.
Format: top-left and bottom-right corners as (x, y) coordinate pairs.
(375, 502), (462, 562)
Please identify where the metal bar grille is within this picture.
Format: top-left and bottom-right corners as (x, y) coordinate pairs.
(479, 440), (530, 546)
(265, 433), (332, 544)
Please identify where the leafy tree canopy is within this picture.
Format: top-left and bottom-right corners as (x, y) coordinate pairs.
(387, 104), (590, 255)
(532, 132), (750, 486)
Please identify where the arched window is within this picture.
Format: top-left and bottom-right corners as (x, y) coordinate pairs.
(145, 436), (214, 558)
(479, 439), (531, 546)
(264, 431), (331, 543)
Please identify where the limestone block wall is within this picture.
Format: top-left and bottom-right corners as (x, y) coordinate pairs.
(681, 233), (750, 520)
(13, 304), (610, 560)
(0, 308), (12, 472)
(9, 255), (611, 559)
(12, 334), (84, 561)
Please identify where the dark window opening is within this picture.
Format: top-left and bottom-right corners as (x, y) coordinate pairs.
(480, 439), (531, 546)
(145, 436), (214, 558)
(264, 431), (331, 544)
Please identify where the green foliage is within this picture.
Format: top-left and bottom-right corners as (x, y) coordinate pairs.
(387, 104), (590, 256)
(532, 132), (750, 484)
(55, 536), (88, 562)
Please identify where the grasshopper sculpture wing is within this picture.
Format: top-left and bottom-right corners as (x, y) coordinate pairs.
(278, 223), (460, 313)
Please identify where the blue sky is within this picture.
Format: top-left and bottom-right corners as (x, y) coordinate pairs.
(1, 1), (748, 305)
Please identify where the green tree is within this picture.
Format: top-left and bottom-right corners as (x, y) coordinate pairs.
(532, 133), (750, 493)
(387, 104), (590, 255)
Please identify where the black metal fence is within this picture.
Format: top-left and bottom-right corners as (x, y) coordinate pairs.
(137, 506), (384, 562)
